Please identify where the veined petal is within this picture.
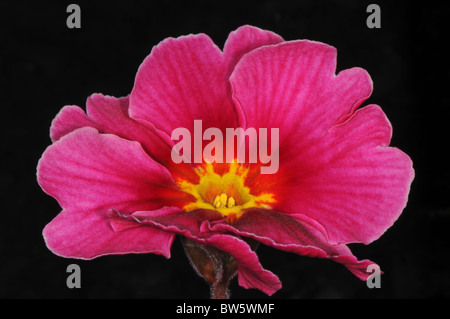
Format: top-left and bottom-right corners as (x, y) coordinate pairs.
(108, 206), (183, 232)
(85, 94), (174, 164)
(223, 25), (284, 130)
(209, 209), (376, 280)
(229, 40), (373, 144)
(86, 94), (199, 182)
(50, 104), (97, 142)
(49, 94), (195, 180)
(130, 209), (224, 236)
(43, 209), (174, 259)
(37, 127), (192, 213)
(269, 105), (414, 244)
(223, 25), (284, 81)
(129, 33), (237, 136)
(130, 26), (284, 137)
(205, 234), (281, 295)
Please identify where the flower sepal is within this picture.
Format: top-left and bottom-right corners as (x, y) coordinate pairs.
(181, 237), (258, 299)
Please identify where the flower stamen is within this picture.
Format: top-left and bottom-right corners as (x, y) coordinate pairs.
(213, 193), (236, 208)
(227, 196), (236, 208)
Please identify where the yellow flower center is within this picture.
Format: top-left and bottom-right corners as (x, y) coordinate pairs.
(177, 162), (275, 223)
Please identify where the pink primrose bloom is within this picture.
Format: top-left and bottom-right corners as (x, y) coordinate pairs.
(37, 25), (414, 296)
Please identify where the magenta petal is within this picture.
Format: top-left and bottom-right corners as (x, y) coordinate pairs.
(229, 40), (373, 140)
(109, 206), (182, 231)
(49, 94), (175, 167)
(50, 105), (97, 142)
(272, 105), (414, 244)
(43, 209), (174, 259)
(129, 33), (237, 135)
(85, 94), (175, 163)
(130, 210), (224, 236)
(223, 25), (284, 129)
(37, 127), (182, 213)
(223, 25), (284, 79)
(230, 39), (413, 244)
(126, 210), (281, 295)
(209, 209), (376, 281)
(204, 234), (282, 295)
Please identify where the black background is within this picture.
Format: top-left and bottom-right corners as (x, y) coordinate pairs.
(1, 0), (449, 299)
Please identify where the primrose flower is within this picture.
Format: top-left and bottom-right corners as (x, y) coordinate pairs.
(37, 25), (414, 297)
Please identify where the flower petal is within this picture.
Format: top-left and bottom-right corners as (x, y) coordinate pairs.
(85, 94), (199, 182)
(223, 25), (284, 80)
(85, 94), (173, 163)
(130, 209), (223, 236)
(270, 105), (414, 244)
(50, 105), (97, 142)
(125, 209), (281, 295)
(209, 209), (376, 280)
(37, 126), (191, 213)
(230, 40), (413, 244)
(49, 94), (181, 174)
(129, 33), (237, 136)
(204, 234), (282, 295)
(109, 206), (183, 232)
(43, 209), (174, 259)
(229, 40), (373, 143)
(223, 25), (284, 130)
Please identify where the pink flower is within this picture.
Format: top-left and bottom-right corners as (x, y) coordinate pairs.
(37, 25), (414, 297)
